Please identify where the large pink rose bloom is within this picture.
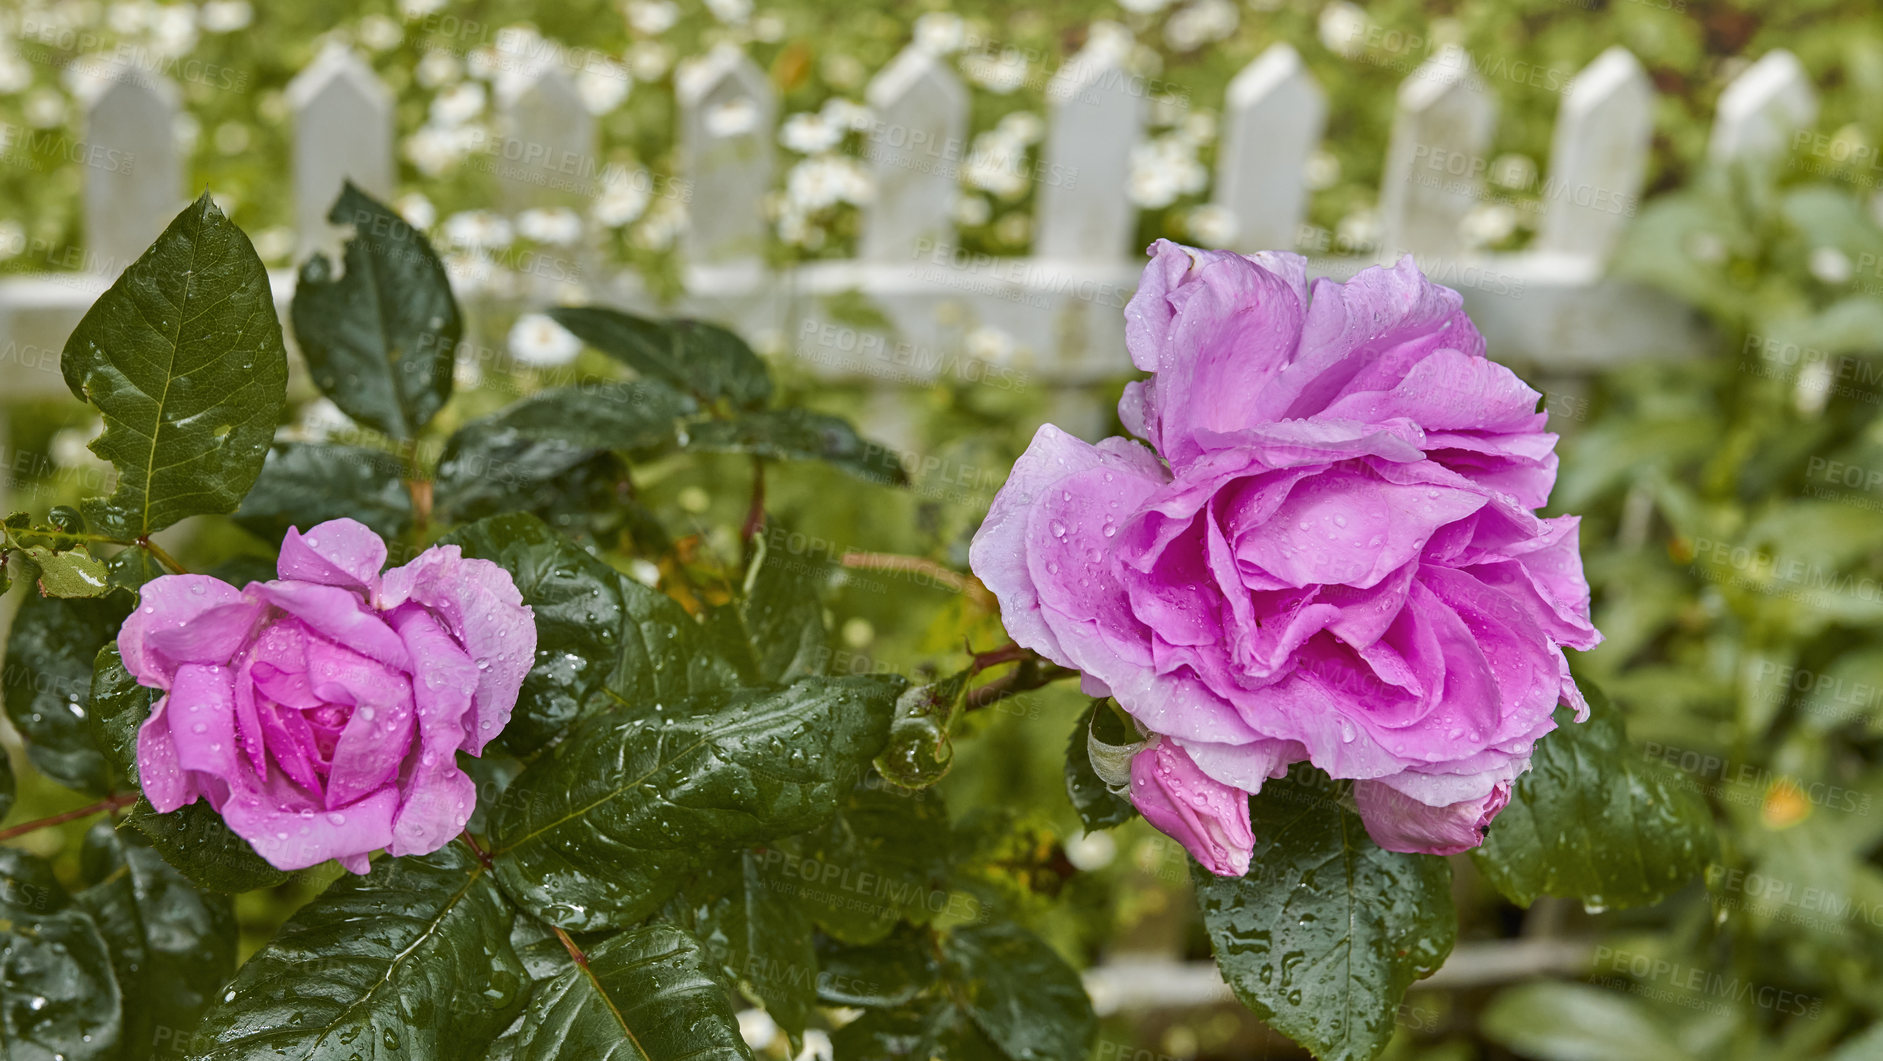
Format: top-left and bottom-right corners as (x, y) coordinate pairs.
(970, 241), (1600, 871)
(122, 518), (535, 873)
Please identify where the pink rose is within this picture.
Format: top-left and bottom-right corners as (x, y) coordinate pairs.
(971, 241), (1600, 870)
(122, 518), (535, 873)
(1129, 738), (1254, 876)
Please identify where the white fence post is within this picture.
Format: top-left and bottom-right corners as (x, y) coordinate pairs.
(287, 45), (396, 258)
(1034, 44), (1143, 260)
(1709, 50), (1817, 164)
(496, 62), (597, 211)
(1536, 47), (1654, 263)
(1377, 45), (1497, 261)
(1212, 44), (1325, 254)
(83, 65), (184, 274)
(677, 45), (777, 267)
(860, 45), (968, 262)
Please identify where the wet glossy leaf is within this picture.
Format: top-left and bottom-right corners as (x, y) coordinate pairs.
(504, 923), (752, 1061)
(684, 409), (907, 485)
(77, 822), (236, 1059)
(19, 542), (110, 597)
(1193, 765), (1456, 1061)
(828, 995), (1006, 1061)
(682, 849), (818, 1043)
(291, 182), (460, 438)
(797, 785), (955, 945)
(1064, 699), (1136, 831)
(489, 674), (903, 932)
(443, 513), (739, 755)
(548, 307), (772, 409)
(711, 530), (831, 686)
(941, 922), (1095, 1061)
(187, 844), (525, 1060)
(1472, 688), (1718, 911)
(235, 442), (413, 542)
(60, 193), (288, 540)
(3, 590), (129, 793)
(814, 928), (937, 1008)
(0, 847), (122, 1060)
(435, 382), (689, 524)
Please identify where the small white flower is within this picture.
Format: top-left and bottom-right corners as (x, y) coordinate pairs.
(593, 177), (652, 228)
(1164, 0), (1238, 52)
(395, 193), (437, 231)
(1318, 1), (1370, 59)
(779, 112), (843, 154)
(577, 61), (632, 113)
(913, 12), (966, 55)
(399, 0), (447, 17)
(1117, 0), (1172, 13)
(149, 5), (200, 60)
(1810, 246), (1854, 285)
(626, 0), (679, 35)
(703, 0), (751, 25)
(199, 0), (253, 33)
(24, 90), (67, 129)
(1795, 358), (1833, 418)
(966, 326), (1015, 363)
(1186, 203), (1238, 246)
(1460, 203), (1517, 248)
(704, 98), (762, 138)
(357, 14), (402, 52)
(1126, 135), (1207, 208)
(508, 313), (583, 367)
(429, 82), (486, 127)
(0, 220), (25, 261)
(403, 124), (479, 177)
(1064, 831), (1117, 871)
(996, 111), (1044, 144)
(634, 196), (688, 250)
(954, 195), (992, 227)
(1335, 209), (1381, 254)
(1304, 148), (1341, 190)
(821, 98), (873, 132)
(518, 207), (583, 246)
(444, 210), (515, 250)
(627, 41), (672, 81)
(0, 53), (31, 95)
(251, 227), (294, 264)
(414, 51), (461, 89)
(796, 1028), (834, 1061)
(752, 14), (785, 41)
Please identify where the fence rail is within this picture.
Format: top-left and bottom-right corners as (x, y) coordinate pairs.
(0, 40), (1826, 414)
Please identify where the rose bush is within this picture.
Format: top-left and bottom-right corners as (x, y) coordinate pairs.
(123, 517), (534, 872)
(972, 240), (1601, 871)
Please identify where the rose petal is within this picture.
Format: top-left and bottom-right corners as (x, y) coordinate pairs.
(222, 785), (399, 873)
(1355, 779), (1510, 855)
(252, 581), (412, 671)
(380, 546), (535, 755)
(386, 610), (481, 856)
(134, 694), (197, 812)
(120, 575), (249, 690)
(1129, 737), (1254, 876)
(167, 663), (243, 780)
(277, 518), (389, 594)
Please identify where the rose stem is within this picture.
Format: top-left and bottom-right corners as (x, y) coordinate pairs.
(0, 792), (139, 842)
(137, 537), (188, 575)
(838, 552), (994, 608)
(456, 831), (493, 868)
(740, 456), (766, 545)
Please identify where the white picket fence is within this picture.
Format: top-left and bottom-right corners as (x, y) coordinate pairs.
(0, 40), (1823, 427)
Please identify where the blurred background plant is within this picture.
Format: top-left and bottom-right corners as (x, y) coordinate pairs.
(6, 0), (1883, 1058)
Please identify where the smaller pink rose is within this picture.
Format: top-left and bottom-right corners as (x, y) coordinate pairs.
(123, 518), (535, 873)
(1129, 738), (1255, 877)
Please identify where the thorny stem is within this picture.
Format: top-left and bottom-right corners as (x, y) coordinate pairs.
(137, 537), (188, 575)
(0, 792), (139, 842)
(965, 656), (1077, 712)
(839, 552), (994, 608)
(741, 456), (766, 544)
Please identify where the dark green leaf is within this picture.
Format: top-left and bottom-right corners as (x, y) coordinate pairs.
(442, 513), (739, 755)
(548, 307), (772, 409)
(1193, 766), (1456, 1061)
(235, 442), (413, 542)
(435, 382), (688, 524)
(684, 409), (907, 485)
(187, 844), (525, 1060)
(505, 923), (752, 1061)
(3, 590), (129, 793)
(712, 530), (831, 686)
(685, 850), (818, 1043)
(88, 644), (149, 783)
(291, 182), (461, 438)
(815, 928), (937, 1008)
(797, 785), (955, 945)
(1064, 699), (1136, 831)
(1481, 981), (1694, 1061)
(60, 193), (288, 540)
(104, 544), (165, 595)
(490, 675), (903, 932)
(0, 847), (123, 1060)
(124, 800), (289, 895)
(941, 922), (1095, 1061)
(829, 996), (1006, 1061)
(1471, 688), (1718, 911)
(76, 822), (236, 1059)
